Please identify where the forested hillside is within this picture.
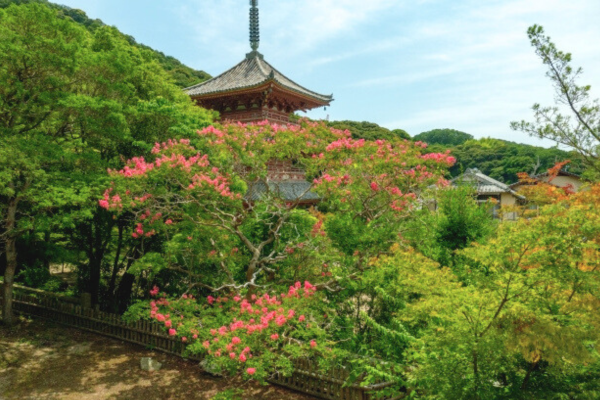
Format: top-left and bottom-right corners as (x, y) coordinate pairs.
(416, 129), (585, 183)
(0, 0), (211, 88)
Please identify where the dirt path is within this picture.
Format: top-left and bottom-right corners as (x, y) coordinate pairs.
(0, 317), (316, 400)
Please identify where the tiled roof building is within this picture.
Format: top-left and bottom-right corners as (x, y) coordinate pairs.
(453, 168), (525, 200)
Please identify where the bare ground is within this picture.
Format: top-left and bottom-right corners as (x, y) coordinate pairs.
(0, 317), (316, 400)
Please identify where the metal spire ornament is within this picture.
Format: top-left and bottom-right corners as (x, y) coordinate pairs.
(249, 0), (260, 51)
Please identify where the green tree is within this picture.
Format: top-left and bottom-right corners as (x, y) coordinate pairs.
(512, 25), (600, 178)
(326, 120), (410, 141)
(0, 0), (212, 88)
(0, 3), (214, 324)
(367, 188), (600, 398)
(413, 128), (473, 146)
(406, 185), (496, 268)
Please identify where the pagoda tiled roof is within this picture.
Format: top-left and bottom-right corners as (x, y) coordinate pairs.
(184, 52), (333, 104)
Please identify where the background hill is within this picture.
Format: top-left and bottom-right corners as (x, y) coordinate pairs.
(327, 124), (584, 183)
(0, 0), (211, 88)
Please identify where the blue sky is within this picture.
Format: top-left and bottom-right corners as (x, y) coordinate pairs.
(56, 0), (600, 147)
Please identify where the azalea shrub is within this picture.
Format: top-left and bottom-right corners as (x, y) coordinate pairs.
(125, 280), (336, 381)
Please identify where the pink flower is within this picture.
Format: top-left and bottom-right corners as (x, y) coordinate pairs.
(299, 315), (305, 322)
(370, 182), (379, 191)
(156, 314), (165, 322)
(168, 329), (177, 336)
(207, 295), (215, 305)
(193, 334), (198, 340)
(165, 219), (173, 225)
(310, 340), (317, 348)
(203, 341), (210, 349)
(239, 353), (247, 362)
(247, 368), (256, 375)
(164, 320), (172, 328)
(270, 333), (279, 340)
(232, 337), (241, 345)
(229, 352), (236, 359)
(182, 337), (187, 342)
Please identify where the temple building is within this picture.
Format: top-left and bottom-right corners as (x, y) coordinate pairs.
(184, 0), (331, 204)
(184, 0), (333, 124)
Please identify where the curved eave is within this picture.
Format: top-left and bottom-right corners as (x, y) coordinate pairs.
(189, 79), (333, 109)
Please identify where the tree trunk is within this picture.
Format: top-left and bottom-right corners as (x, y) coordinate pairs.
(2, 198), (18, 326)
(107, 222), (124, 298)
(472, 344), (480, 399)
(86, 212), (113, 307)
(116, 272), (135, 314)
(520, 359), (540, 391)
(115, 248), (140, 314)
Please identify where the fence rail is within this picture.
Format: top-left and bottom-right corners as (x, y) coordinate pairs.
(1, 284), (403, 400)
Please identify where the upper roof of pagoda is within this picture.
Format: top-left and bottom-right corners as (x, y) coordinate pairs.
(184, 51), (333, 107)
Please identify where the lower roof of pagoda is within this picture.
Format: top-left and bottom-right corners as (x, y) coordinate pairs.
(191, 81), (328, 114)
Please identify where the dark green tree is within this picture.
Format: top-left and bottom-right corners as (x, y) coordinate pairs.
(413, 128), (473, 146)
(0, 3), (214, 324)
(326, 120), (410, 141)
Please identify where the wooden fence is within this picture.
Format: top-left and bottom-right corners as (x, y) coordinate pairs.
(269, 358), (404, 400)
(1, 285), (198, 361)
(1, 285), (403, 400)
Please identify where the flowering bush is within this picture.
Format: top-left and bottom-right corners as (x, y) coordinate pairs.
(99, 120), (454, 297)
(125, 281), (331, 381)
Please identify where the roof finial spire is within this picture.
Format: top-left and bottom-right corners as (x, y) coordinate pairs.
(249, 0), (260, 51)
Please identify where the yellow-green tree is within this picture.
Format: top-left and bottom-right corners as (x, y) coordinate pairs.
(368, 184), (600, 399)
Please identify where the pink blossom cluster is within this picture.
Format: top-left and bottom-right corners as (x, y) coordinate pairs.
(311, 220), (326, 237)
(149, 289), (200, 341)
(154, 153), (210, 173)
(132, 222), (156, 239)
(98, 189), (122, 210)
(198, 284), (318, 357)
(151, 139), (193, 154)
(313, 174), (351, 188)
(420, 151), (456, 166)
(197, 125), (225, 138)
(111, 150), (210, 179)
(116, 157), (155, 177)
(325, 137), (366, 152)
(189, 172), (239, 199)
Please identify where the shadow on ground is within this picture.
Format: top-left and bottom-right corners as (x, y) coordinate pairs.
(0, 317), (315, 400)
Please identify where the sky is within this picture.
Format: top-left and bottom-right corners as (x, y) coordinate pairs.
(55, 0), (600, 147)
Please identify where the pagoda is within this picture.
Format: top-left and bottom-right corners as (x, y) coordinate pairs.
(185, 0), (333, 124)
